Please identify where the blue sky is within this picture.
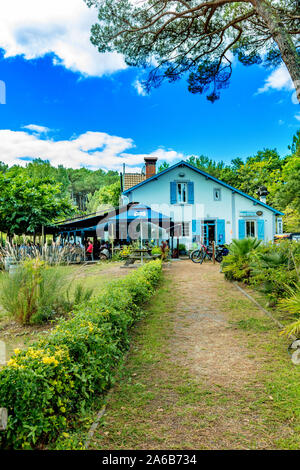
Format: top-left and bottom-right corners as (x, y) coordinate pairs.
(0, 0), (299, 172)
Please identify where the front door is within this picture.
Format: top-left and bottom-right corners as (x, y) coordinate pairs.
(201, 220), (216, 246)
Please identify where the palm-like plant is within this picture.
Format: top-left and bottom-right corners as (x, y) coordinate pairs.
(257, 251), (289, 269)
(222, 238), (262, 282)
(280, 284), (300, 316)
(281, 319), (300, 338)
(280, 284), (300, 337)
(229, 238), (262, 257)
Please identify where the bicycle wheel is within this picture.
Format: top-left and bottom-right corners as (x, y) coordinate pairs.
(191, 249), (202, 263)
(199, 252), (207, 264)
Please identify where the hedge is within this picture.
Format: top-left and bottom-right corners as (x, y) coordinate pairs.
(0, 259), (162, 449)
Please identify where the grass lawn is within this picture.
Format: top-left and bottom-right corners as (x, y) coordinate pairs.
(60, 262), (300, 450)
(0, 261), (123, 362)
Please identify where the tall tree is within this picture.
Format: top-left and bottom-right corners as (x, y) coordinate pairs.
(86, 0), (300, 102)
(278, 144), (300, 215)
(0, 174), (74, 237)
(86, 181), (121, 212)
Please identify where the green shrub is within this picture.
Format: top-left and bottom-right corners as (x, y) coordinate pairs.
(248, 243), (299, 303)
(0, 259), (93, 324)
(280, 283), (300, 338)
(0, 260), (162, 449)
(221, 238), (262, 282)
(228, 238), (261, 257)
(151, 246), (162, 257)
(249, 262), (298, 303)
(279, 284), (300, 317)
(0, 259), (67, 324)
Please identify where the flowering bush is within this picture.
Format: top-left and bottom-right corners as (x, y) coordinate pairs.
(0, 260), (162, 449)
(120, 245), (132, 258)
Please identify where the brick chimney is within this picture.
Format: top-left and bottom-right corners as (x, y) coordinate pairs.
(144, 157), (157, 179)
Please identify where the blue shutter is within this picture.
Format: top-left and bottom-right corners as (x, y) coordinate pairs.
(217, 219), (225, 244)
(257, 220), (265, 240)
(187, 182), (194, 204)
(238, 219), (245, 239)
(170, 182), (177, 204)
(192, 220), (201, 234)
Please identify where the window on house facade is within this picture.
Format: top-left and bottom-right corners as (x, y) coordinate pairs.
(182, 222), (190, 237)
(174, 222), (190, 237)
(277, 218), (283, 234)
(246, 220), (256, 238)
(177, 182), (187, 203)
(214, 188), (221, 201)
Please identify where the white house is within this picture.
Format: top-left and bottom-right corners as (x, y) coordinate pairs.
(121, 158), (283, 248)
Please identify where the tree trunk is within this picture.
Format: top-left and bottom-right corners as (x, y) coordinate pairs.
(252, 0), (300, 103)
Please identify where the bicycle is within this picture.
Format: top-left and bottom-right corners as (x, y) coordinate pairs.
(190, 244), (227, 264)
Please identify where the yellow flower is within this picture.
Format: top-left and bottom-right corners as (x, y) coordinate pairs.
(42, 356), (59, 366)
(7, 358), (18, 367)
(14, 348), (21, 355)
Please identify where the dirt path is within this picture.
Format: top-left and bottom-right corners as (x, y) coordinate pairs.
(87, 260), (298, 450)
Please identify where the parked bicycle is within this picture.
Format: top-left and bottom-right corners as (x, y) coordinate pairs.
(190, 244), (229, 264)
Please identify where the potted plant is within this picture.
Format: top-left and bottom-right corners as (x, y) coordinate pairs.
(178, 243), (187, 256)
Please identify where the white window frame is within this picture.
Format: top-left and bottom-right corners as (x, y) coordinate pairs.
(177, 182), (188, 203)
(245, 219), (257, 238)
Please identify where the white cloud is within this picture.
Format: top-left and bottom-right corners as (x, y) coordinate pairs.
(257, 64), (294, 94)
(295, 113), (300, 122)
(0, 127), (184, 171)
(133, 79), (148, 96)
(22, 124), (50, 134)
(0, 0), (126, 77)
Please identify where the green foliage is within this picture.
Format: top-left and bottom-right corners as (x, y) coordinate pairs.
(279, 152), (300, 216)
(0, 173), (74, 236)
(222, 238), (261, 282)
(0, 259), (94, 325)
(71, 284), (94, 308)
(0, 259), (67, 324)
(280, 284), (300, 317)
(229, 238), (262, 257)
(0, 260), (162, 449)
(86, 0), (299, 102)
(280, 284), (300, 337)
(157, 161), (170, 173)
(178, 243), (187, 252)
(0, 158), (120, 214)
(282, 207), (300, 233)
(222, 238), (300, 331)
(86, 181), (121, 213)
(151, 246), (162, 256)
(248, 241), (300, 302)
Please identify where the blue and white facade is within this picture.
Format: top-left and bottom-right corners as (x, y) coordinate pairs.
(122, 161), (283, 247)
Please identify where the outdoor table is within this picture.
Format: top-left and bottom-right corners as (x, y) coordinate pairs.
(123, 248), (158, 266)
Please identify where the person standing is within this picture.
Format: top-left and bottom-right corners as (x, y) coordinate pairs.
(86, 239), (94, 261)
